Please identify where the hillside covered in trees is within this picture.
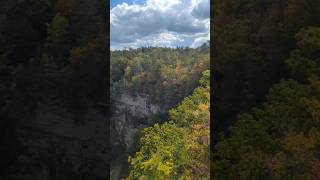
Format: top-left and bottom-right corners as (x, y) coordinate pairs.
(0, 0), (108, 179)
(212, 0), (320, 179)
(110, 45), (210, 179)
(111, 45), (210, 108)
(127, 70), (210, 179)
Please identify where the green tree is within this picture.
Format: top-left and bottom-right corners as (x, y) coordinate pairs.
(127, 70), (210, 179)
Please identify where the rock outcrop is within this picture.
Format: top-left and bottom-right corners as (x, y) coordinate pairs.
(110, 93), (161, 179)
(12, 100), (109, 180)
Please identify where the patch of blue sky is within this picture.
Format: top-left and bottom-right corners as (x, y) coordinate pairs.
(110, 0), (146, 8)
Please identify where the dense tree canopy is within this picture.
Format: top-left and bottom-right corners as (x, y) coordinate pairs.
(213, 0), (320, 140)
(111, 45), (210, 109)
(0, 0), (107, 178)
(212, 0), (320, 178)
(110, 45), (210, 179)
(127, 70), (210, 179)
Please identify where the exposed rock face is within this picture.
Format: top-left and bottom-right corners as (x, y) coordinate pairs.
(13, 92), (160, 179)
(5, 91), (159, 180)
(112, 93), (160, 148)
(14, 101), (109, 180)
(110, 93), (161, 179)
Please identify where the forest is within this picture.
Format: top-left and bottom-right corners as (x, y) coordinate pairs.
(0, 0), (211, 179)
(110, 45), (210, 179)
(1, 0), (319, 179)
(0, 0), (108, 179)
(212, 0), (320, 179)
(111, 45), (210, 107)
(127, 69), (210, 179)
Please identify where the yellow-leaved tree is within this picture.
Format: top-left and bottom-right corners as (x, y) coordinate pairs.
(127, 70), (210, 179)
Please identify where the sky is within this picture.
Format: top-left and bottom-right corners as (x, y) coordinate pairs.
(111, 0), (146, 8)
(110, 0), (210, 50)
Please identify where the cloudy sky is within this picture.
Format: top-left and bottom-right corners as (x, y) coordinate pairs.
(110, 0), (210, 50)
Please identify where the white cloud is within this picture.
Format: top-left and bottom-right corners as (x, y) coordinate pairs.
(110, 0), (210, 49)
(192, 0), (210, 19)
(191, 36), (209, 48)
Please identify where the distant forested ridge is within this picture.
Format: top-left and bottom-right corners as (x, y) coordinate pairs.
(111, 45), (210, 108)
(212, 0), (320, 179)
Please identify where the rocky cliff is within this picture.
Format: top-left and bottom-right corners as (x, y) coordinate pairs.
(9, 99), (109, 180)
(110, 93), (162, 179)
